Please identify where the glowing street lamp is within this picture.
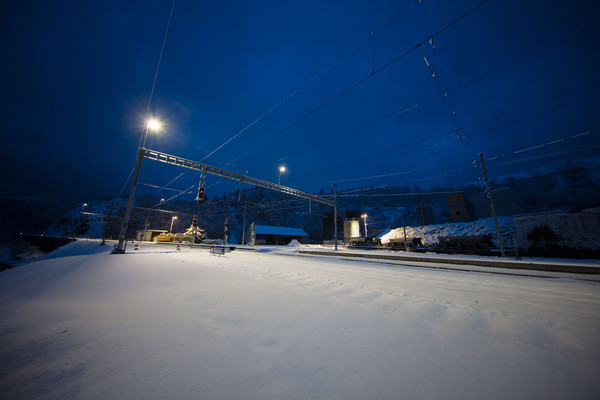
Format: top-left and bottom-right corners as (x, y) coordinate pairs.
(278, 166), (286, 185)
(362, 214), (368, 238)
(147, 118), (161, 131)
(169, 216), (178, 234)
(142, 117), (162, 149)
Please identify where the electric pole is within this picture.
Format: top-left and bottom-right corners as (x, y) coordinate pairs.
(242, 198), (248, 245)
(402, 212), (408, 252)
(479, 152), (506, 257)
(101, 201), (114, 246)
(333, 184), (338, 251)
(113, 148), (144, 253)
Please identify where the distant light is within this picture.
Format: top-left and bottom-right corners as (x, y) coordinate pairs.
(278, 166), (286, 185)
(147, 118), (161, 131)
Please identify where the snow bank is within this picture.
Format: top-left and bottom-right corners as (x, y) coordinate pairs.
(33, 239), (113, 261)
(286, 239), (306, 247)
(0, 243), (598, 399)
(380, 216), (515, 247)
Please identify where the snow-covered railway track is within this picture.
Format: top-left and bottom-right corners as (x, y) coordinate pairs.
(280, 251), (600, 282)
(295, 249), (600, 275)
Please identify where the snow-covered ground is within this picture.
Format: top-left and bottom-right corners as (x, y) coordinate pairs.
(1, 240), (599, 399)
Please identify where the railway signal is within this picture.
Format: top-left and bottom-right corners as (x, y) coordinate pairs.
(196, 186), (205, 202)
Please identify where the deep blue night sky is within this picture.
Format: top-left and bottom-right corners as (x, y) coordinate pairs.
(1, 0), (599, 207)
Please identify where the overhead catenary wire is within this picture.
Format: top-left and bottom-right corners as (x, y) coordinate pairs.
(269, 21), (600, 172)
(117, 0), (176, 197)
(138, 0), (176, 150)
(352, 128), (600, 189)
(223, 0), (491, 169)
(267, 94), (596, 203)
(333, 171), (413, 184)
(373, 93), (600, 170)
(451, 21), (600, 94)
(486, 145), (600, 170)
(269, 93), (446, 166)
(460, 81), (600, 132)
(118, 165), (136, 198)
(294, 80), (600, 181)
(300, 133), (596, 193)
(155, 172), (185, 193)
(201, 0), (420, 163)
(151, 184), (195, 208)
(337, 190), (460, 197)
(419, 0), (469, 154)
(328, 142), (596, 192)
(313, 122), (599, 189)
(139, 182), (191, 193)
(124, 0), (598, 209)
(486, 129), (598, 161)
(294, 130), (597, 194)
(295, 128), (599, 193)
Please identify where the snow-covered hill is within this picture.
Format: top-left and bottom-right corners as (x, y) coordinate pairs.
(37, 158), (600, 248)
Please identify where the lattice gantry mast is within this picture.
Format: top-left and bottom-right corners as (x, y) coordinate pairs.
(112, 147), (335, 253)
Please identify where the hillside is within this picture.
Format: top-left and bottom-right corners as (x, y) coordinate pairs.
(48, 159), (600, 239)
(1, 158), (598, 265)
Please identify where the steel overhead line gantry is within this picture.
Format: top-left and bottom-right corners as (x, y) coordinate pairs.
(113, 147), (336, 253)
(143, 148), (335, 206)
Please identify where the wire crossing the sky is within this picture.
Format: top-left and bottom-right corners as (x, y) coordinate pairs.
(223, 0), (491, 168)
(294, 80), (600, 182)
(119, 0), (176, 198)
(201, 0), (421, 163)
(419, 0), (469, 156)
(138, 0), (176, 150)
(267, 18), (600, 174)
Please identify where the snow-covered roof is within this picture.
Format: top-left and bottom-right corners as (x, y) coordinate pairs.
(253, 225), (308, 237)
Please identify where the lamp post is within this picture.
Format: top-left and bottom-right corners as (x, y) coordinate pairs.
(72, 203), (88, 239)
(278, 166), (286, 185)
(113, 117), (161, 253)
(362, 214), (368, 238)
(169, 216), (177, 234)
